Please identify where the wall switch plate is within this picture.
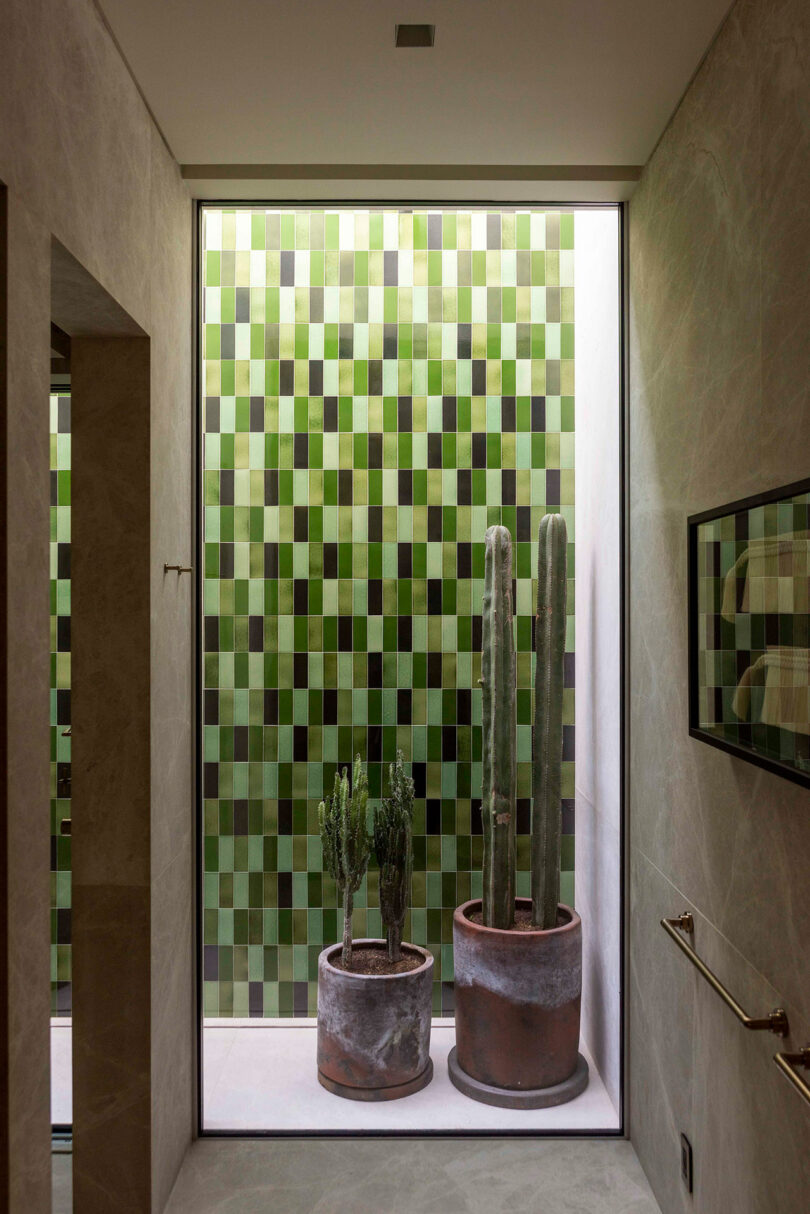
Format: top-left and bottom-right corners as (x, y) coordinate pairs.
(680, 1132), (693, 1194)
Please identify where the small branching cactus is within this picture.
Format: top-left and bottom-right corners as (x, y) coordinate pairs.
(531, 514), (568, 929)
(319, 755), (371, 968)
(480, 524), (517, 930)
(373, 749), (415, 963)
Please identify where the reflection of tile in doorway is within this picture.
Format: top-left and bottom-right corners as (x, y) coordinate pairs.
(50, 391), (73, 1017)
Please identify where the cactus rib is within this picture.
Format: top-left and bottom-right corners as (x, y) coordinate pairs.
(531, 514), (568, 930)
(481, 524), (517, 930)
(373, 749), (414, 963)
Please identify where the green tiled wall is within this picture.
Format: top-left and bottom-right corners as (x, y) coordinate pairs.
(201, 208), (575, 1017)
(50, 390), (72, 1015)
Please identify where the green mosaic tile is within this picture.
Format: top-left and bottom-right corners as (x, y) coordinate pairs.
(50, 391), (71, 1015)
(202, 208), (575, 1017)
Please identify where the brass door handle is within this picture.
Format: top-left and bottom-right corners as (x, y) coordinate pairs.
(164, 563), (193, 574)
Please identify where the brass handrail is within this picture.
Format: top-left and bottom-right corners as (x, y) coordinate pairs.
(661, 914), (789, 1038)
(774, 1048), (810, 1107)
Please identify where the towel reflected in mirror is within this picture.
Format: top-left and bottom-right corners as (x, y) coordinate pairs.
(721, 533), (810, 622)
(732, 647), (810, 736)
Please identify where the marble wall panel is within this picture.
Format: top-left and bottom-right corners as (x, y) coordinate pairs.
(1, 1), (193, 1207)
(758, 0), (810, 477)
(576, 793), (622, 1110)
(151, 854), (194, 1212)
(0, 188), (53, 1214)
(688, 908), (810, 1213)
(71, 883), (151, 1212)
(629, 0), (810, 1209)
(574, 209), (621, 832)
(147, 123), (194, 1213)
(632, 852), (810, 1214)
(71, 337), (153, 1210)
(71, 338), (151, 888)
(574, 208), (622, 1113)
(0, 0), (153, 330)
(628, 854), (696, 1214)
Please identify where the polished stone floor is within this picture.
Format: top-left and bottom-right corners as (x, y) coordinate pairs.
(53, 1138), (660, 1213)
(167, 1138), (660, 1213)
(52, 1151), (72, 1214)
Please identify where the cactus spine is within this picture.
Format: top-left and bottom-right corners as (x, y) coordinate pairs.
(480, 524), (517, 930)
(373, 749), (414, 963)
(531, 514), (568, 930)
(319, 755), (371, 968)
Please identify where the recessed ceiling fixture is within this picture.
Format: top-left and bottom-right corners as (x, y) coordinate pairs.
(395, 24), (435, 48)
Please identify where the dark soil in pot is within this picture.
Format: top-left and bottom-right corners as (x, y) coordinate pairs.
(331, 943), (423, 975)
(469, 906), (561, 931)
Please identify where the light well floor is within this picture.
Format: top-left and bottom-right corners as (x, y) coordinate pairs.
(52, 1018), (620, 1133)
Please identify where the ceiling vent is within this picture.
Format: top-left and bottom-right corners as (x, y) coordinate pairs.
(395, 24), (435, 48)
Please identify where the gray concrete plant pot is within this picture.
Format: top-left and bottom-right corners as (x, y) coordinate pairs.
(316, 938), (434, 1100)
(449, 897), (588, 1108)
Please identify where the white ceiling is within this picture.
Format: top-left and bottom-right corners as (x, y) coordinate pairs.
(99, 0), (730, 194)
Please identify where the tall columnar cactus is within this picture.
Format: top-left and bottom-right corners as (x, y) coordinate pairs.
(531, 513), (568, 930)
(319, 755), (371, 968)
(480, 524), (517, 930)
(373, 749), (415, 962)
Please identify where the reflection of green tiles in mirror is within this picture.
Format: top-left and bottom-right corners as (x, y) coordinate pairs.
(695, 488), (810, 774)
(50, 391), (72, 1015)
(201, 209), (575, 1017)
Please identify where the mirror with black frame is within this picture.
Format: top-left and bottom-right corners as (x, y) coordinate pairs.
(689, 479), (810, 787)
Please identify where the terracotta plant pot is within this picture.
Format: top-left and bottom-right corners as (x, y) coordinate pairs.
(450, 897), (588, 1107)
(317, 938), (434, 1101)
